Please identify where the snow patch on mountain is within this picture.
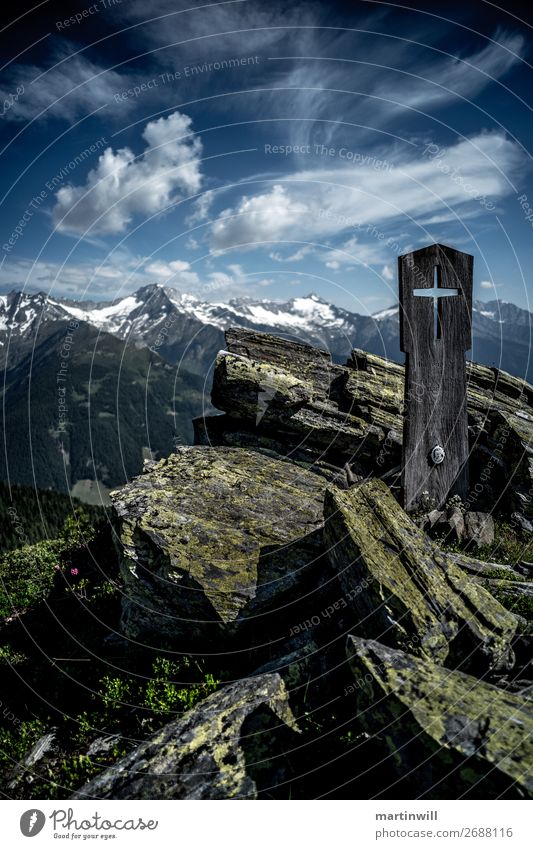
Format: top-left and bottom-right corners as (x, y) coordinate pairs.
(57, 295), (142, 329)
(372, 306), (399, 320)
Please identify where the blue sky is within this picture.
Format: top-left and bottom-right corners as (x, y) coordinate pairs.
(0, 0), (531, 313)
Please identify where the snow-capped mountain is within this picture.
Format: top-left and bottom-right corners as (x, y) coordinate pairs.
(0, 284), (531, 501)
(0, 285), (402, 375)
(0, 285), (531, 380)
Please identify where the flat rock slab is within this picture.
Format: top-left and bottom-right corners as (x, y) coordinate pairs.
(347, 636), (533, 798)
(73, 673), (298, 800)
(324, 479), (517, 673)
(112, 446), (326, 645)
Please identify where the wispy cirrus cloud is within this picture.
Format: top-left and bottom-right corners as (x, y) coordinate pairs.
(0, 51), (132, 123)
(262, 30), (525, 151)
(209, 131), (525, 260)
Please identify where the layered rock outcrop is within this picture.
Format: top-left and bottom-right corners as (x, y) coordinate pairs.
(196, 327), (533, 518)
(324, 480), (516, 672)
(84, 327), (532, 801)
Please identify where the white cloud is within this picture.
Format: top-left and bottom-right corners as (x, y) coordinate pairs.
(0, 53), (131, 122)
(145, 259), (191, 277)
(212, 184), (308, 250)
(480, 280), (503, 289)
(0, 257), (145, 299)
(209, 132), (524, 259)
(186, 190), (214, 225)
(322, 236), (387, 269)
(144, 259), (200, 287)
(381, 264), (394, 281)
(270, 246), (312, 262)
(373, 33), (524, 117)
(0, 256), (251, 301)
(52, 111), (203, 235)
(264, 30), (523, 151)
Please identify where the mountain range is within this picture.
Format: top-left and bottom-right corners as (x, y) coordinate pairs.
(0, 285), (531, 501)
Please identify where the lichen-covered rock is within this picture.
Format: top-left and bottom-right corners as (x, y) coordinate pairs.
(346, 635), (533, 799)
(199, 328), (533, 517)
(212, 352), (315, 424)
(210, 350), (369, 461)
(72, 673), (298, 800)
(111, 446), (326, 646)
(324, 479), (517, 672)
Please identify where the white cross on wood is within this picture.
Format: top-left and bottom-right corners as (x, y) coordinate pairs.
(413, 266), (459, 339)
(399, 244), (473, 512)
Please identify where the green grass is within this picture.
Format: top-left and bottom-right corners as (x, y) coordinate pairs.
(0, 509), (100, 620)
(492, 590), (533, 630)
(437, 520), (532, 566)
(0, 508), (222, 799)
(483, 567), (527, 581)
(0, 657), (221, 798)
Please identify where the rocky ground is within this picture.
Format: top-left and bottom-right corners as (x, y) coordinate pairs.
(1, 328), (532, 799)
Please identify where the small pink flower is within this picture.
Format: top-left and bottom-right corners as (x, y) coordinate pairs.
(70, 568), (79, 576)
(54, 565), (61, 571)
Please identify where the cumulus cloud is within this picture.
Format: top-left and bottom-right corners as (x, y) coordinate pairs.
(381, 264), (394, 281)
(211, 184), (308, 250)
(186, 190), (215, 225)
(209, 132), (524, 260)
(145, 259), (191, 276)
(52, 111), (203, 235)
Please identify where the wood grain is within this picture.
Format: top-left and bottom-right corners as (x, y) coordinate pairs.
(399, 243), (473, 511)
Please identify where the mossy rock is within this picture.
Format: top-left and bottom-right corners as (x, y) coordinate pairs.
(346, 635), (533, 799)
(112, 446), (327, 648)
(324, 479), (517, 673)
(212, 351), (369, 461)
(72, 673), (298, 800)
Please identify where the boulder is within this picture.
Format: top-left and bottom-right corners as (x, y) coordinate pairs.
(464, 511), (495, 547)
(111, 446), (327, 649)
(197, 330), (398, 473)
(426, 506), (465, 542)
(323, 479), (517, 672)
(346, 635), (533, 799)
(198, 327), (533, 516)
(73, 673), (298, 800)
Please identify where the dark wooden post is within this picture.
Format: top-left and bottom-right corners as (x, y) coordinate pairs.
(399, 243), (473, 512)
